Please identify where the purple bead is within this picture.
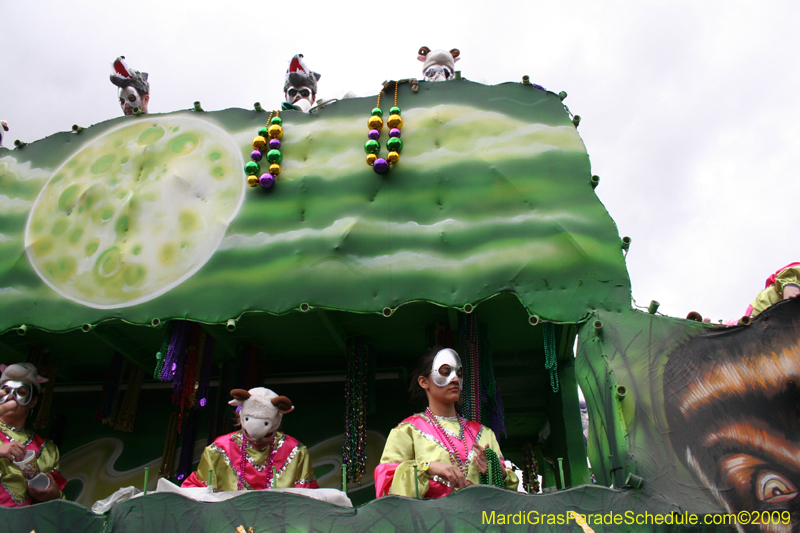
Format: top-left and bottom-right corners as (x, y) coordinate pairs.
(368, 129), (381, 140)
(268, 138), (281, 150)
(389, 128), (401, 138)
(251, 150), (262, 162)
(373, 158), (390, 174)
(259, 173), (275, 189)
(199, 398), (206, 407)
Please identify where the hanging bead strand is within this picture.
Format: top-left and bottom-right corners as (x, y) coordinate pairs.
(246, 111), (283, 189)
(365, 82), (403, 175)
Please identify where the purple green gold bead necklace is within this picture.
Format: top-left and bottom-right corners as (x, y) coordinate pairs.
(365, 82), (403, 175)
(245, 110), (283, 189)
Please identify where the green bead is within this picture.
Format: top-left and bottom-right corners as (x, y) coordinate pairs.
(371, 108), (383, 117)
(258, 127), (268, 137)
(364, 139), (380, 154)
(266, 149), (282, 164)
(390, 106), (401, 116)
(386, 137), (403, 153)
(270, 116), (283, 126)
(244, 161), (260, 176)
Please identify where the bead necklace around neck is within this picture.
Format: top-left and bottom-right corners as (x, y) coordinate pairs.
(424, 408), (474, 477)
(237, 430), (278, 490)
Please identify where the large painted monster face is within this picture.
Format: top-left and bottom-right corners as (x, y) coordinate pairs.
(664, 301), (800, 533)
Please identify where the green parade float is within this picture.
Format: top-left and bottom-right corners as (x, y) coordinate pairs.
(0, 78), (795, 532)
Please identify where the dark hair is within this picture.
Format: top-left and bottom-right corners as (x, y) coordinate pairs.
(408, 346), (443, 405)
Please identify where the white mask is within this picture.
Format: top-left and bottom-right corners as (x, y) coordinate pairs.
(119, 87), (142, 114)
(431, 349), (463, 389)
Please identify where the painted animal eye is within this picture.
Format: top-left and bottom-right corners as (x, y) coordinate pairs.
(756, 470), (798, 503)
(264, 421), (268, 426)
(299, 89), (310, 98)
(426, 68), (435, 77)
(244, 416), (250, 422)
(443, 69), (452, 79)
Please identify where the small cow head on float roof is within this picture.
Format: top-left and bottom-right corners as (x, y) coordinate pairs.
(229, 387), (294, 441)
(418, 46), (460, 82)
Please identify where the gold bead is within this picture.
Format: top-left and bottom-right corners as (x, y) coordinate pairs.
(366, 154), (377, 166)
(368, 115), (383, 130)
(269, 163), (281, 176)
(386, 151), (400, 164)
(247, 175), (259, 187)
(268, 124), (283, 139)
(387, 114), (403, 129)
(252, 136), (267, 150)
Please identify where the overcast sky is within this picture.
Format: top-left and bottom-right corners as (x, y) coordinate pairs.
(1, 0), (798, 323)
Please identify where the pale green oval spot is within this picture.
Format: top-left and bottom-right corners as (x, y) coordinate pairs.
(209, 152), (221, 161)
(123, 264), (147, 286)
(67, 160), (78, 168)
(85, 239), (99, 256)
(91, 154), (115, 174)
(45, 257), (76, 282)
(52, 174), (64, 184)
(172, 127), (180, 132)
(33, 219), (45, 233)
(58, 185), (80, 212)
(101, 209), (114, 222)
(118, 192), (127, 199)
(160, 243), (176, 266)
(116, 215), (129, 234)
(52, 257), (77, 282)
(37, 238), (54, 254)
(52, 219), (68, 236)
(120, 156), (129, 164)
(96, 247), (121, 278)
(132, 245), (142, 255)
(70, 229), (84, 243)
(179, 210), (198, 233)
(139, 126), (165, 146)
(171, 134), (198, 155)
(213, 166), (224, 178)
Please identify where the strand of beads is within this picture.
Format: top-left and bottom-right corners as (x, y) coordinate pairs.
(479, 447), (505, 488)
(237, 432), (278, 490)
(246, 111), (284, 189)
(424, 408), (475, 478)
(365, 82), (403, 175)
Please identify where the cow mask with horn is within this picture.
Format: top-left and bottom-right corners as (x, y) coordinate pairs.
(229, 387), (294, 441)
(418, 47), (460, 82)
